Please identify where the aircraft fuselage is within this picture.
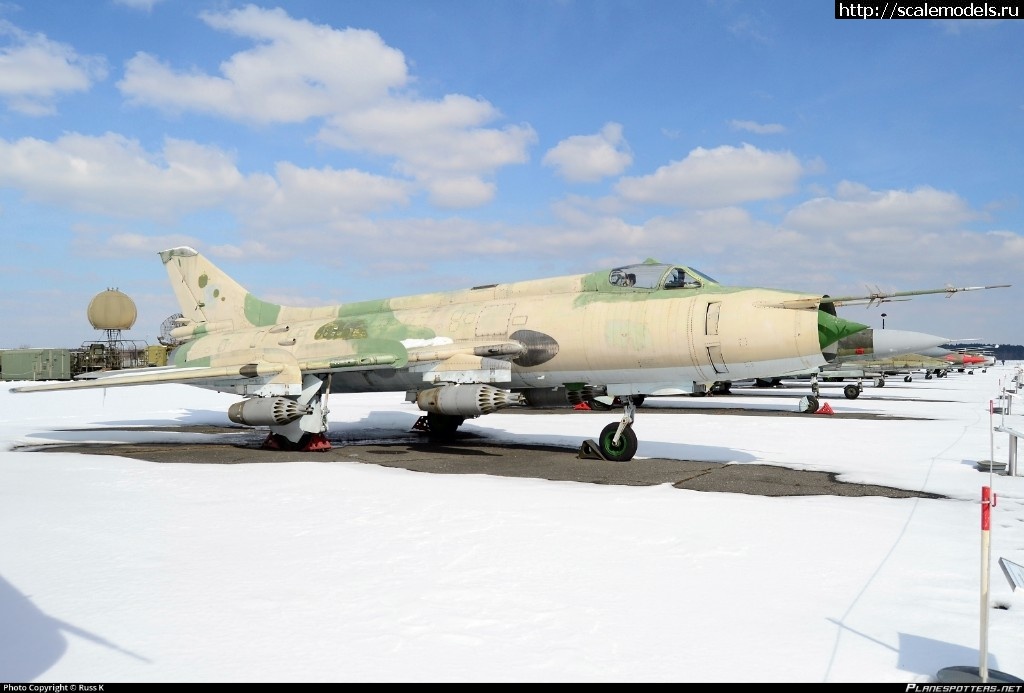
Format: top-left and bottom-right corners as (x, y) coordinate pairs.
(167, 262), (831, 399)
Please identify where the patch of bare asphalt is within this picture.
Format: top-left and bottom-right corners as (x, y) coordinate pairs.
(24, 420), (941, 499)
(511, 406), (920, 419)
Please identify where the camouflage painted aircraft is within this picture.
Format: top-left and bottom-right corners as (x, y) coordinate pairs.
(831, 344), (994, 387)
(747, 328), (952, 398)
(931, 348), (991, 371)
(10, 247), (1009, 460)
(859, 353), (956, 379)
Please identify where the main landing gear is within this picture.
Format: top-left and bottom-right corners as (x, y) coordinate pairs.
(262, 430), (332, 452)
(804, 373), (869, 409)
(841, 375), (883, 399)
(412, 412), (467, 440)
(403, 383), (648, 462)
(229, 375), (333, 452)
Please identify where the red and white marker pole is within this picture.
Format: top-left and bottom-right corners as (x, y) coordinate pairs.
(980, 485), (996, 682)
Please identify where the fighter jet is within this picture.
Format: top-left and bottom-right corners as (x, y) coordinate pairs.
(853, 353), (956, 380)
(832, 328), (951, 363)
(753, 328), (953, 399)
(919, 347), (991, 373)
(10, 247), (1008, 461)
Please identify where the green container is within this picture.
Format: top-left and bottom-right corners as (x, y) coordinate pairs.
(146, 344), (169, 367)
(1, 348), (72, 381)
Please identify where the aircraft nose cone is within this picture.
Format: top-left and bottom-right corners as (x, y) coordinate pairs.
(818, 312), (868, 349)
(870, 329), (950, 357)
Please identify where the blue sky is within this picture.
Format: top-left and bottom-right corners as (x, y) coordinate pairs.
(0, 0), (1021, 349)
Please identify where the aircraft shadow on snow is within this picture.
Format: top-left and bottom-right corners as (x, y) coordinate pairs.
(0, 574), (150, 681)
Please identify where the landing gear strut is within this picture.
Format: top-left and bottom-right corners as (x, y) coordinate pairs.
(228, 375), (332, 452)
(800, 375), (821, 413)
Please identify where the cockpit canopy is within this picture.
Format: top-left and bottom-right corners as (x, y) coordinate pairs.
(608, 263), (717, 290)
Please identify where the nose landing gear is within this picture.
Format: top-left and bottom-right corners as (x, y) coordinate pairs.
(578, 396), (641, 461)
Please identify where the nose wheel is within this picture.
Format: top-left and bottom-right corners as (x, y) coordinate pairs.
(598, 422), (638, 461)
(578, 396), (640, 461)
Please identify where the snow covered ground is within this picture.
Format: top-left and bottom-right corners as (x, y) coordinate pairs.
(2, 366), (1023, 682)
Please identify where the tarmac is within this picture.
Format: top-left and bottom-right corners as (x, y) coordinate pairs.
(29, 405), (941, 499)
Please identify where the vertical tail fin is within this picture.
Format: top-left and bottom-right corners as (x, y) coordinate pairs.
(159, 247), (281, 329)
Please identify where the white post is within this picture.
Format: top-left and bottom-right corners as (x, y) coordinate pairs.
(980, 486), (993, 683)
(989, 400), (995, 476)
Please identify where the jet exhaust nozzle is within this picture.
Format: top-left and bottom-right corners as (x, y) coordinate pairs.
(228, 397), (309, 426)
(416, 384), (526, 416)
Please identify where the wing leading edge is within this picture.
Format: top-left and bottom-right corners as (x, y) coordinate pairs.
(9, 337), (527, 395)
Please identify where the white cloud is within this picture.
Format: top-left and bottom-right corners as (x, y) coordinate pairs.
(112, 0), (166, 11)
(615, 143), (804, 208)
(207, 239), (281, 262)
(784, 181), (979, 234)
(321, 95), (535, 207)
(1, 126), (1002, 305)
(543, 200), (787, 269)
(729, 119), (786, 135)
(542, 123), (633, 183)
(0, 20), (107, 116)
(119, 6), (407, 122)
(424, 176), (496, 209)
(320, 96), (535, 174)
(72, 230), (203, 259)
(0, 133), (246, 219)
(254, 162), (413, 225)
(0, 133), (409, 225)
(117, 6), (536, 210)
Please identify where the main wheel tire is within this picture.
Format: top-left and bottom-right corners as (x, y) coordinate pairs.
(426, 413), (464, 440)
(263, 432), (311, 451)
(843, 384), (860, 400)
(598, 423), (638, 462)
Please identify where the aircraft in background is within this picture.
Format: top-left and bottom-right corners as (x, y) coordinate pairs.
(750, 328), (953, 399)
(10, 248), (1009, 461)
(920, 346), (992, 372)
(851, 353), (956, 380)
